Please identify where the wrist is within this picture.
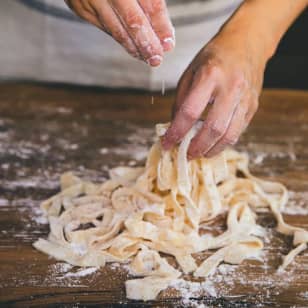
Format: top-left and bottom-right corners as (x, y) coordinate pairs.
(219, 15), (277, 65)
(218, 0), (308, 64)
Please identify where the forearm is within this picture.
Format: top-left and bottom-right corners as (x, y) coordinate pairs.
(219, 0), (308, 62)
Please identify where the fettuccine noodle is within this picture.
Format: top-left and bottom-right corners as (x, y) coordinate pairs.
(33, 123), (307, 301)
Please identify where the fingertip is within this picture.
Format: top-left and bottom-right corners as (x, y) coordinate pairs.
(188, 150), (203, 160)
(187, 137), (204, 160)
(147, 55), (163, 67)
(162, 37), (175, 52)
(161, 135), (172, 151)
(161, 126), (178, 150)
(187, 148), (201, 161)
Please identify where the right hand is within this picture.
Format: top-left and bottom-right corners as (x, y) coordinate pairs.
(162, 27), (267, 159)
(65, 0), (175, 66)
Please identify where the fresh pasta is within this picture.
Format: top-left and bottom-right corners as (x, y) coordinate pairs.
(33, 123), (308, 301)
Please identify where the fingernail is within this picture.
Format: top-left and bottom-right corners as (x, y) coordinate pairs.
(162, 37), (175, 52)
(147, 55), (163, 67)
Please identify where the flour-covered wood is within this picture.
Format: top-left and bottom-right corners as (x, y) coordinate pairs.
(0, 84), (307, 307)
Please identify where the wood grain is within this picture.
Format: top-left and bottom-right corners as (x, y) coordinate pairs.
(0, 84), (307, 307)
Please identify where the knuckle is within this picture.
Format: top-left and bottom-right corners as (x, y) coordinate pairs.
(181, 105), (199, 122)
(207, 123), (226, 139)
(224, 135), (238, 146)
(231, 71), (247, 89)
(193, 68), (205, 82)
(250, 98), (259, 113)
(151, 0), (165, 14)
(192, 64), (220, 84)
(125, 9), (143, 27)
(111, 27), (126, 42)
(206, 64), (221, 79)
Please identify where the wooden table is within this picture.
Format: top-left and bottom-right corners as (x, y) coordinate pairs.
(0, 84), (307, 307)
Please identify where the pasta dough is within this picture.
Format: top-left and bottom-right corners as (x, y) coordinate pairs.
(33, 123), (308, 301)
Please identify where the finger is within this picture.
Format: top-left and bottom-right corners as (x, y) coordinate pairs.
(67, 0), (105, 30)
(171, 68), (194, 119)
(81, 0), (96, 14)
(110, 0), (164, 66)
(172, 74), (215, 119)
(244, 94), (259, 125)
(188, 79), (244, 159)
(94, 1), (141, 59)
(162, 66), (218, 150)
(205, 100), (248, 158)
(138, 0), (175, 52)
(64, 0), (73, 10)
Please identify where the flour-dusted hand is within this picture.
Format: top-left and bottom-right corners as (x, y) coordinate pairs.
(162, 32), (265, 159)
(162, 0), (308, 158)
(65, 0), (174, 66)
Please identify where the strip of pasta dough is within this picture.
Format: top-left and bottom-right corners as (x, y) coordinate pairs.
(33, 123), (307, 301)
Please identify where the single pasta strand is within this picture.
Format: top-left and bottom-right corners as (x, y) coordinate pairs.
(279, 243), (307, 271)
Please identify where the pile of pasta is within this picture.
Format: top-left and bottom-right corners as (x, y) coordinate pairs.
(34, 123), (308, 301)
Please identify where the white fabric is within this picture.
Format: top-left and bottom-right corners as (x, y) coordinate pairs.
(0, 0), (242, 89)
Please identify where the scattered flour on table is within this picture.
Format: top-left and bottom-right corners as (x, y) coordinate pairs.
(110, 146), (148, 161)
(1, 163), (10, 170)
(51, 262), (73, 273)
(32, 210), (48, 224)
(56, 107), (73, 115)
(64, 267), (98, 278)
(299, 291), (308, 299)
(41, 263), (98, 287)
(14, 198), (49, 225)
(90, 230), (299, 306)
(99, 125), (154, 162)
(99, 147), (109, 155)
(170, 278), (217, 301)
(253, 152), (268, 165)
(252, 150), (296, 165)
(247, 142), (297, 165)
(0, 198), (9, 207)
(283, 191), (308, 215)
(158, 226), (306, 306)
(2, 125), (307, 300)
(109, 262), (130, 272)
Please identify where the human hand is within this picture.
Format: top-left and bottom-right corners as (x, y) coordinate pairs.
(64, 0), (174, 66)
(162, 29), (267, 159)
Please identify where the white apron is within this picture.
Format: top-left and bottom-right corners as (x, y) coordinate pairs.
(0, 0), (242, 90)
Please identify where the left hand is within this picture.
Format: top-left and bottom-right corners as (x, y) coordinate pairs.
(162, 30), (267, 159)
(64, 0), (174, 66)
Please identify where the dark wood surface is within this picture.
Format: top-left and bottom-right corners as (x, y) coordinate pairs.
(0, 84), (307, 307)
